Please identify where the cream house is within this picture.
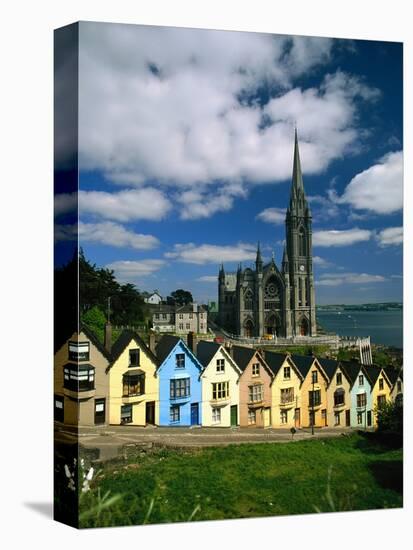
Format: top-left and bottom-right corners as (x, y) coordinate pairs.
(197, 340), (241, 427)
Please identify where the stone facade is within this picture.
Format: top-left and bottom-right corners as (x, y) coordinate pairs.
(150, 303), (208, 334)
(218, 130), (316, 338)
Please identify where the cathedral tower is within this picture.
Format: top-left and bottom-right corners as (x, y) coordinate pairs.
(285, 129), (317, 336)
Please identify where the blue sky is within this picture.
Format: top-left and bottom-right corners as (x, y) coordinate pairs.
(55, 23), (403, 305)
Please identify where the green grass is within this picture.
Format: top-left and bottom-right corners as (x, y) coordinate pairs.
(79, 434), (402, 528)
(265, 344), (331, 357)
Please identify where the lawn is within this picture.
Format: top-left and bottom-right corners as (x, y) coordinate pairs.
(79, 433), (402, 528)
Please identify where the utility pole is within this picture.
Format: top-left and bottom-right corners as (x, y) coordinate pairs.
(107, 296), (111, 323)
(311, 372), (315, 436)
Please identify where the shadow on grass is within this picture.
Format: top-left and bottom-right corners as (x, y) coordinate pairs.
(354, 430), (403, 454)
(369, 460), (403, 495)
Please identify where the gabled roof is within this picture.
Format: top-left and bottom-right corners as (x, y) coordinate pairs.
(317, 357), (339, 381)
(110, 329), (158, 367)
(264, 352), (289, 377)
(197, 340), (221, 368)
(339, 360), (365, 387)
(290, 354), (316, 378)
(231, 345), (257, 372)
(156, 334), (181, 364)
(80, 323), (112, 361)
(197, 340), (242, 374)
(383, 367), (402, 387)
(363, 365), (392, 388)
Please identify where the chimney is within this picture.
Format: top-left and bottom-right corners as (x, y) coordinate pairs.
(225, 341), (233, 358)
(104, 322), (112, 354)
(187, 331), (198, 356)
(148, 331), (156, 354)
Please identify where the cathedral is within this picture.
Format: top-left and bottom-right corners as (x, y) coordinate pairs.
(218, 130), (317, 338)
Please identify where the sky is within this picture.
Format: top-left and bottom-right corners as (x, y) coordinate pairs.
(55, 22), (403, 305)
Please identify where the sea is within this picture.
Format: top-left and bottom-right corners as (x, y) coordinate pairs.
(316, 310), (403, 349)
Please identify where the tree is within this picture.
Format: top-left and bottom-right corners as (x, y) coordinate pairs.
(82, 306), (107, 341)
(169, 289), (193, 306)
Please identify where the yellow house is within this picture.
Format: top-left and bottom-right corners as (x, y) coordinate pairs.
(54, 324), (111, 426)
(319, 358), (352, 428)
(108, 331), (159, 426)
(291, 355), (329, 428)
(367, 366), (392, 427)
(264, 352), (303, 428)
(385, 367), (403, 406)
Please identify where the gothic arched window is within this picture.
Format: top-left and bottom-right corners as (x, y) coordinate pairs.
(244, 288), (253, 310)
(298, 227), (307, 256)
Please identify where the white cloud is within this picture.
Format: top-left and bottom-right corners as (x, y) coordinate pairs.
(376, 226), (403, 247)
(317, 272), (387, 287)
(78, 23), (378, 201)
(79, 222), (159, 249)
(177, 184), (246, 220)
(106, 259), (166, 282)
(256, 207), (286, 225)
(78, 188), (171, 222)
(54, 223), (77, 242)
(166, 242), (257, 264)
(55, 192), (77, 217)
(313, 228), (372, 247)
(313, 256), (333, 268)
(337, 151), (403, 214)
(197, 275), (218, 283)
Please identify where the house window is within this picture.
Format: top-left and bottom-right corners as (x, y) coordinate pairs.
(308, 389), (321, 407)
(283, 366), (291, 380)
(397, 380), (402, 393)
(212, 381), (229, 400)
(311, 370), (318, 384)
(252, 363), (260, 376)
(189, 313), (193, 319)
(357, 393), (367, 408)
(379, 378), (384, 391)
(248, 409), (256, 425)
(162, 313), (167, 320)
(248, 384), (263, 403)
(334, 412), (340, 426)
(377, 394), (386, 408)
(129, 348), (140, 366)
(54, 395), (64, 422)
(200, 324), (204, 330)
(212, 407), (221, 424)
(179, 313), (183, 319)
(94, 398), (106, 425)
(179, 323), (184, 330)
(170, 405), (180, 423)
(200, 313), (204, 319)
(121, 404), (133, 424)
(170, 378), (190, 399)
(359, 374), (364, 386)
(280, 387), (294, 404)
(334, 388), (345, 407)
(336, 372), (342, 385)
(68, 341), (90, 361)
(186, 323), (191, 329)
(216, 359), (225, 373)
(357, 412), (363, 425)
(63, 364), (95, 392)
(122, 373), (145, 397)
(280, 410), (288, 424)
(176, 353), (185, 368)
(155, 313), (160, 320)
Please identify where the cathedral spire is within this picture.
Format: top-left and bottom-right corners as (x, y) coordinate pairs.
(291, 127), (305, 197)
(256, 242), (263, 272)
(282, 245), (289, 270)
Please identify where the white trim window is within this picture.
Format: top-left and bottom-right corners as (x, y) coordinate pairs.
(252, 363), (260, 376)
(216, 358), (225, 373)
(212, 407), (221, 424)
(248, 409), (256, 425)
(280, 410), (288, 424)
(212, 381), (229, 400)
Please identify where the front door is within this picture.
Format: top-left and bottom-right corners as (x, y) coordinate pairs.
(263, 407), (271, 428)
(145, 401), (155, 425)
(345, 409), (350, 426)
(94, 398), (106, 425)
(190, 403), (199, 425)
(321, 408), (327, 426)
(294, 408), (300, 428)
(367, 410), (372, 427)
(54, 395), (64, 422)
(230, 405), (238, 426)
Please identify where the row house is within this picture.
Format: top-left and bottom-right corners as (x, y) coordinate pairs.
(150, 303), (208, 335)
(367, 366), (392, 426)
(319, 358), (352, 428)
(340, 361), (374, 429)
(385, 367), (403, 406)
(197, 339), (241, 427)
(54, 325), (111, 426)
(291, 355), (329, 428)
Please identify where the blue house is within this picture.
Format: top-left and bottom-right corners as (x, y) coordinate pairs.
(341, 361), (373, 429)
(156, 335), (203, 426)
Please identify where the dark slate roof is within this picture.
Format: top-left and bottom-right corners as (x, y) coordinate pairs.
(231, 345), (257, 372)
(363, 365), (383, 387)
(290, 354), (315, 378)
(339, 361), (363, 386)
(197, 340), (221, 368)
(176, 304), (206, 313)
(264, 352), (289, 376)
(156, 334), (182, 364)
(110, 330), (158, 366)
(317, 357), (339, 380)
(383, 367), (402, 387)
